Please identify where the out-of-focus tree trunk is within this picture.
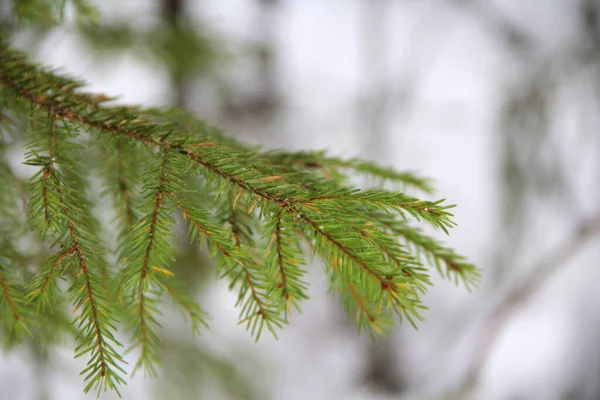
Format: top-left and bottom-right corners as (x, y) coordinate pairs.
(161, 0), (187, 108)
(219, 0), (282, 144)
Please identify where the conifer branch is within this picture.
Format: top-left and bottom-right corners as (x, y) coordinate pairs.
(0, 47), (453, 237)
(0, 266), (28, 332)
(301, 190), (456, 233)
(265, 150), (435, 194)
(21, 104), (127, 395)
(347, 283), (377, 323)
(302, 213), (385, 285)
(42, 107), (57, 227)
(118, 146), (180, 377)
(28, 246), (74, 309)
(178, 200), (283, 339)
(137, 147), (169, 375)
(46, 93), (445, 335)
(274, 209), (289, 299)
(0, 240), (36, 338)
(372, 214), (480, 288)
(263, 209), (309, 316)
(62, 180), (126, 395)
(0, 40), (478, 395)
(301, 233), (392, 336)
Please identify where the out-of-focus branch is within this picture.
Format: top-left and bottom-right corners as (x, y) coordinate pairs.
(581, 0), (600, 51)
(451, 213), (600, 398)
(449, 0), (534, 55)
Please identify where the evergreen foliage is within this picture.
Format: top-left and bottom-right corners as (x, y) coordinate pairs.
(0, 3), (479, 397)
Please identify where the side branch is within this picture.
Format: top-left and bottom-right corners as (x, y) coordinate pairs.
(177, 200), (279, 338)
(178, 201), (233, 257)
(135, 147), (170, 371)
(274, 209), (289, 300)
(30, 246), (74, 301)
(0, 272), (23, 323)
(65, 207), (109, 379)
(301, 214), (384, 284)
(41, 107), (57, 227)
(140, 147), (170, 281)
(377, 216), (479, 288)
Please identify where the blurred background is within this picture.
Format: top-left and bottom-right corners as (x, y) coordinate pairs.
(2, 0), (600, 399)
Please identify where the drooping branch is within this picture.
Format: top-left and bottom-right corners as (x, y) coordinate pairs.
(177, 199), (283, 339)
(0, 50), (461, 332)
(0, 40), (478, 396)
(136, 147), (170, 375)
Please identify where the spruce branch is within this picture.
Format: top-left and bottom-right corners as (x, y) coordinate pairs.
(27, 246), (74, 310)
(67, 215), (126, 395)
(373, 214), (481, 289)
(0, 46), (450, 237)
(0, 261), (31, 338)
(0, 40), (478, 396)
(23, 107), (63, 238)
(21, 105), (127, 395)
(62, 166), (127, 396)
(300, 189), (456, 233)
(299, 207), (427, 333)
(265, 149), (435, 194)
(263, 208), (309, 317)
(301, 231), (396, 337)
(177, 199), (284, 339)
(118, 146), (181, 377)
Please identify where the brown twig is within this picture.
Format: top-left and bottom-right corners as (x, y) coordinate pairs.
(137, 147), (170, 361)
